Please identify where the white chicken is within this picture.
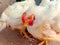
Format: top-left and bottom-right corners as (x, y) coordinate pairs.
(0, 0), (36, 38)
(0, 0), (60, 45)
(21, 0), (60, 45)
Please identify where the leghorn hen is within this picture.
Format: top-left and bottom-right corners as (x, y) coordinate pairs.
(21, 0), (60, 45)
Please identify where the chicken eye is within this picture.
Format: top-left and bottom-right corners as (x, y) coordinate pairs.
(35, 0), (41, 6)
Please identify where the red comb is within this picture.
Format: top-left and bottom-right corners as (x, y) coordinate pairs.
(22, 12), (35, 26)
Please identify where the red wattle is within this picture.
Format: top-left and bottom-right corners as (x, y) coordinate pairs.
(22, 12), (26, 23)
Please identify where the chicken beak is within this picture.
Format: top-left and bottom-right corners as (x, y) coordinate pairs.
(23, 23), (28, 27)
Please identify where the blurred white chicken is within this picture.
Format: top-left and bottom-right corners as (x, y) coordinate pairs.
(21, 0), (60, 45)
(0, 0), (36, 38)
(0, 0), (60, 45)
